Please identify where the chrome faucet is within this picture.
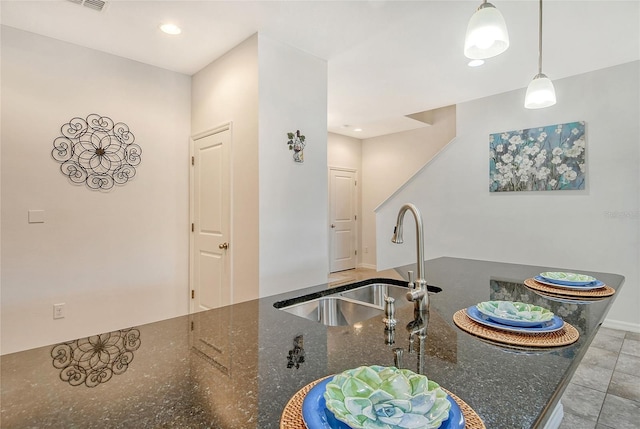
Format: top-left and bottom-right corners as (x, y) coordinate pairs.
(391, 203), (428, 314)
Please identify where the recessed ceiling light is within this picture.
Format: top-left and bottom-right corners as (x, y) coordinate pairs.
(160, 23), (182, 35)
(468, 59), (485, 67)
(354, 128), (363, 132)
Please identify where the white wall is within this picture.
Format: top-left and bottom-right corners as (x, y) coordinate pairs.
(258, 35), (328, 296)
(191, 35), (260, 304)
(1, 26), (192, 354)
(328, 132), (363, 266)
(362, 105), (456, 268)
(376, 62), (640, 330)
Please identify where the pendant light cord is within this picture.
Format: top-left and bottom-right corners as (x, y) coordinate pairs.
(538, 0), (543, 74)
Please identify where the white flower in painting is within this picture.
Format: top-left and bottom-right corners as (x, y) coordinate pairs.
(565, 170), (578, 181)
(502, 153), (514, 163)
(504, 171), (514, 180)
(551, 156), (562, 165)
(515, 155), (523, 164)
(522, 146), (532, 155)
(501, 133), (509, 140)
(552, 147), (563, 156)
(549, 179), (557, 187)
(565, 146), (583, 158)
(574, 136), (586, 148)
(490, 135), (495, 143)
(490, 150), (495, 158)
(496, 144), (504, 153)
(509, 135), (523, 145)
(537, 132), (547, 143)
(555, 125), (562, 134)
(508, 144), (516, 152)
(571, 127), (580, 135)
(535, 151), (547, 167)
(536, 167), (551, 180)
(579, 163), (586, 172)
(557, 164), (569, 174)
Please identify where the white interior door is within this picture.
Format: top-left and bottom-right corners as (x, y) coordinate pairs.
(191, 126), (231, 312)
(329, 168), (357, 273)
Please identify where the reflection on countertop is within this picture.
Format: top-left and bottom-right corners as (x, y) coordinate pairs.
(0, 257), (625, 428)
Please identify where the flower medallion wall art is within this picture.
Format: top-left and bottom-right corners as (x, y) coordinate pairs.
(52, 114), (141, 190)
(489, 121), (586, 192)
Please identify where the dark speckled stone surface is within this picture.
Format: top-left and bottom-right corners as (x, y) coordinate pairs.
(0, 257), (624, 428)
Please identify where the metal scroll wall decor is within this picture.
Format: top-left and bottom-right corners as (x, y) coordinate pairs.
(287, 130), (306, 163)
(51, 328), (141, 387)
(51, 114), (142, 190)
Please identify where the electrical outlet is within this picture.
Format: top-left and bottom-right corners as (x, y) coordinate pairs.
(53, 303), (65, 319)
(364, 247), (369, 253)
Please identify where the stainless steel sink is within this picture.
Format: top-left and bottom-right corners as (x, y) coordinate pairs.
(339, 283), (412, 307)
(279, 297), (383, 326)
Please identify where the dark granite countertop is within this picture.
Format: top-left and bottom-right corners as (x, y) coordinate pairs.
(0, 257), (625, 428)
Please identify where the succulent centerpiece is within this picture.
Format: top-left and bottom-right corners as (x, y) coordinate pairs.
(323, 365), (451, 429)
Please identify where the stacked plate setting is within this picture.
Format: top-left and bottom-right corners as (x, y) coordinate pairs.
(301, 365), (466, 429)
(466, 300), (563, 334)
(533, 272), (605, 291)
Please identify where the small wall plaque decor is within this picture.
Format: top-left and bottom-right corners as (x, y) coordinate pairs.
(287, 130), (306, 163)
(489, 121), (586, 192)
(51, 328), (141, 388)
(51, 114), (141, 190)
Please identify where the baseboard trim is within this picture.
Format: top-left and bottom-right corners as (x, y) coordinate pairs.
(602, 318), (640, 333)
(543, 402), (563, 429)
(358, 263), (377, 270)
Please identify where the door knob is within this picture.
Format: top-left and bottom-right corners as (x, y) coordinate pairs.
(330, 224), (335, 228)
(219, 242), (229, 249)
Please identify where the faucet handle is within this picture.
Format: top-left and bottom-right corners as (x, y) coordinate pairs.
(383, 296), (397, 327)
(407, 270), (414, 288)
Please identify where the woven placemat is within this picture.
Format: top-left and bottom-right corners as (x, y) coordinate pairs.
(280, 376), (486, 429)
(524, 278), (615, 298)
(453, 309), (579, 348)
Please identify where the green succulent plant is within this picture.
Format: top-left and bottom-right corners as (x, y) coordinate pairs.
(324, 365), (451, 429)
(476, 301), (554, 323)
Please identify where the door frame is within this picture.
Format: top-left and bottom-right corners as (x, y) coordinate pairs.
(189, 122), (233, 314)
(328, 166), (358, 273)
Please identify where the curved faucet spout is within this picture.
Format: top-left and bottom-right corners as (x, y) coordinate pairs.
(391, 203), (425, 285)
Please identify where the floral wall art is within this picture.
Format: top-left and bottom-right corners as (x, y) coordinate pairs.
(489, 121), (586, 192)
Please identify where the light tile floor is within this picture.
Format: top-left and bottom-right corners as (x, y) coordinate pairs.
(559, 327), (640, 429)
(330, 267), (640, 429)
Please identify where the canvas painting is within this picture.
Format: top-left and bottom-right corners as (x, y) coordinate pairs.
(489, 121), (586, 192)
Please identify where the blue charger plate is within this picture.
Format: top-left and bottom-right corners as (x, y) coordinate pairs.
(534, 276), (604, 291)
(467, 306), (564, 333)
(301, 377), (465, 429)
(476, 302), (554, 328)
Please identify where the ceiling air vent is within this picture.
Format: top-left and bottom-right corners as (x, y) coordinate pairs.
(67, 0), (108, 12)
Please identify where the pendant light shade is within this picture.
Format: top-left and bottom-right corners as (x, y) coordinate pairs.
(524, 73), (556, 109)
(525, 0), (556, 109)
(464, 1), (510, 60)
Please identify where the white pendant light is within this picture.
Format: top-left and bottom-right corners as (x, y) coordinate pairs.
(464, 1), (510, 60)
(525, 0), (556, 109)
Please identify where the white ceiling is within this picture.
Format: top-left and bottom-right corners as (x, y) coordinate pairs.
(2, 0), (638, 138)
